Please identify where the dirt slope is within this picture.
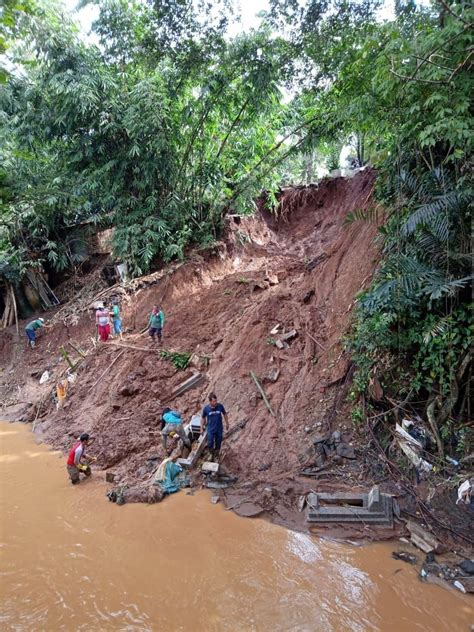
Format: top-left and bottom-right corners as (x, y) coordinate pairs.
(1, 170), (382, 529)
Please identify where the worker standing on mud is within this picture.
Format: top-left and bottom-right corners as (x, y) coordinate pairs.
(161, 408), (191, 454)
(201, 393), (229, 461)
(66, 433), (95, 485)
(111, 299), (123, 340)
(95, 302), (111, 342)
(148, 305), (165, 344)
(25, 317), (48, 348)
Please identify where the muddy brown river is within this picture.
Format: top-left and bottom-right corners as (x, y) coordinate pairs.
(0, 423), (472, 631)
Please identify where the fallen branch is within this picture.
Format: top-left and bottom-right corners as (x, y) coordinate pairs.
(108, 342), (160, 353)
(250, 371), (276, 417)
(306, 330), (327, 351)
(68, 341), (87, 358)
(88, 350), (125, 393)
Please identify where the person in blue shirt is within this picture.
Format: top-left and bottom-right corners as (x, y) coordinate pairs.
(161, 408), (191, 453)
(201, 392), (229, 461)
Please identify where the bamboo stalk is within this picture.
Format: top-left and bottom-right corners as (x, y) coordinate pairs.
(250, 371), (276, 417)
(59, 346), (75, 370)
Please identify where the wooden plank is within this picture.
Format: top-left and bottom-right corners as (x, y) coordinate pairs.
(178, 431), (208, 469)
(406, 520), (441, 553)
(171, 373), (205, 399)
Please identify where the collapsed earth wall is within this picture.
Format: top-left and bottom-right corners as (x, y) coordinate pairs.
(1, 170), (382, 530)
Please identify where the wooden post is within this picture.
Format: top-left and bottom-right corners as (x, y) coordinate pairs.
(10, 284), (19, 335)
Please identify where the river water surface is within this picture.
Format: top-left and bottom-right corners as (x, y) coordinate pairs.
(0, 423), (472, 631)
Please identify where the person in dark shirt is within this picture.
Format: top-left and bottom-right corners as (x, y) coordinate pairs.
(201, 392), (229, 461)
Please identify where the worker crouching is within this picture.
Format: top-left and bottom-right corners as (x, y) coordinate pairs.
(161, 408), (192, 454)
(66, 433), (95, 485)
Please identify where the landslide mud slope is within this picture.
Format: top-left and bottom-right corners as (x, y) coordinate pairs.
(1, 171), (380, 510)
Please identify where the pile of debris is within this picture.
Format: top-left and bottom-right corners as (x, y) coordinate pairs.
(268, 323), (298, 350)
(303, 430), (356, 475)
(393, 548), (474, 594)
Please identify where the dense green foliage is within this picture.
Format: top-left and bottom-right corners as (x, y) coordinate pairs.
(1, 0), (472, 453)
(343, 1), (472, 455)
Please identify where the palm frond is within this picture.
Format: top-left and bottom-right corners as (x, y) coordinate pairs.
(423, 315), (451, 344)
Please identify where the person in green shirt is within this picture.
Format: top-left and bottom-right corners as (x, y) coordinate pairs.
(148, 305), (165, 344)
(110, 300), (123, 340)
(25, 318), (47, 348)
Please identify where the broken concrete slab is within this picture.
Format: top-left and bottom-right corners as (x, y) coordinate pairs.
(264, 273), (279, 286)
(234, 501), (265, 517)
(307, 485), (393, 526)
(406, 520), (441, 554)
(211, 495), (220, 504)
(263, 368), (280, 384)
(270, 324), (281, 335)
(171, 373), (205, 399)
(297, 495), (307, 512)
(281, 329), (298, 342)
(202, 461), (219, 474)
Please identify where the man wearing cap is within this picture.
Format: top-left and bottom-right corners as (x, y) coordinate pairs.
(66, 433), (95, 485)
(25, 317), (47, 348)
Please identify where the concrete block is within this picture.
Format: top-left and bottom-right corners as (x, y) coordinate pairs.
(307, 488), (393, 526)
(202, 461), (219, 473)
(368, 485), (382, 511)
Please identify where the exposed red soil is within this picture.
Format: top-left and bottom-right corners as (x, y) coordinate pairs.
(2, 170), (419, 540)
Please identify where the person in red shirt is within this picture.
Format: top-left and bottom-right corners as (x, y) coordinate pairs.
(66, 433), (95, 485)
(95, 303), (111, 342)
